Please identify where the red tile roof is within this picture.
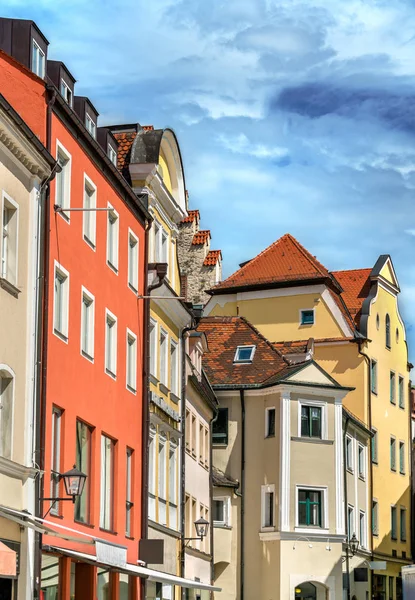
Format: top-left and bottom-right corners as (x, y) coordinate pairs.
(332, 269), (372, 328)
(211, 233), (339, 292)
(180, 210), (200, 224)
(198, 316), (293, 387)
(273, 337), (354, 355)
(192, 230), (210, 245)
(113, 131), (137, 183)
(204, 250), (222, 266)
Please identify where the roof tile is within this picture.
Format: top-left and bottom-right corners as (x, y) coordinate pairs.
(113, 131), (137, 183)
(192, 230), (210, 245)
(332, 269), (372, 328)
(204, 250), (222, 266)
(180, 209), (200, 224)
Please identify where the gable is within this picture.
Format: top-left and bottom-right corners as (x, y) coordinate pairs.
(379, 261), (398, 288)
(285, 362), (336, 386)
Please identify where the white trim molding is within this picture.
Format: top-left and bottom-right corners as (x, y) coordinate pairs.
(334, 402), (344, 534)
(280, 390), (291, 531)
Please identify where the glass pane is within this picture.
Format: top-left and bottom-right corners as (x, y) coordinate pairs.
(97, 568), (111, 600)
(298, 501), (307, 525)
(310, 408), (321, 438)
(310, 502), (319, 526)
(213, 500), (224, 522)
(41, 554), (59, 600)
(301, 407), (309, 436)
(237, 347), (253, 361)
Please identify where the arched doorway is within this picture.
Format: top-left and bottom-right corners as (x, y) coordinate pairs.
(294, 581), (328, 600)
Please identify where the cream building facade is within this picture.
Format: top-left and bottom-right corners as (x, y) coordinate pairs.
(0, 94), (55, 599)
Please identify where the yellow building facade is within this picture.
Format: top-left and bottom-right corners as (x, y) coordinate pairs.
(206, 234), (411, 597)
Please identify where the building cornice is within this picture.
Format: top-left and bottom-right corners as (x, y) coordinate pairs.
(0, 456), (39, 482)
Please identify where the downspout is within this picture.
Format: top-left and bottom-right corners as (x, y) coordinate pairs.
(235, 390), (245, 600)
(343, 415), (351, 600)
(358, 341), (374, 598)
(34, 85), (57, 600)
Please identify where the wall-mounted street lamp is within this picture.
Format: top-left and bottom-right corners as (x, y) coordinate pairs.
(183, 517), (210, 547)
(41, 465), (87, 518)
(348, 533), (359, 557)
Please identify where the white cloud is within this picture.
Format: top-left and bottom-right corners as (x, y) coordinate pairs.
(217, 133), (289, 159)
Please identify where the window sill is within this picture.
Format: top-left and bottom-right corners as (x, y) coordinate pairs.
(74, 519), (94, 529)
(49, 513), (64, 520)
(149, 374), (159, 386)
(358, 475), (366, 482)
(260, 526), (275, 532)
(390, 401), (396, 406)
(57, 210), (70, 223)
(159, 383), (170, 396)
(400, 471), (406, 476)
(128, 283), (138, 295)
(107, 261), (119, 275)
(214, 523), (231, 530)
(213, 443), (228, 448)
(295, 526), (329, 534)
(127, 384), (137, 395)
(346, 467), (354, 475)
(0, 278), (20, 298)
(81, 350), (94, 363)
(99, 527), (117, 535)
(265, 434), (275, 439)
(371, 391), (378, 396)
(53, 329), (68, 344)
(291, 436), (333, 445)
(170, 392), (180, 405)
(84, 236), (96, 251)
(105, 368), (116, 380)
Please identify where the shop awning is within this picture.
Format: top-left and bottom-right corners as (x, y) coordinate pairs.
(0, 541), (16, 577)
(49, 546), (221, 592)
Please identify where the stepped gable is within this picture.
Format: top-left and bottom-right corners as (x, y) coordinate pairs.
(192, 230), (210, 245)
(180, 210), (200, 224)
(198, 316), (294, 387)
(210, 233), (341, 293)
(204, 250), (222, 266)
(332, 268), (372, 328)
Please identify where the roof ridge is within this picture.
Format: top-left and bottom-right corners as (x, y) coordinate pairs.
(285, 233), (329, 278)
(332, 267), (371, 275)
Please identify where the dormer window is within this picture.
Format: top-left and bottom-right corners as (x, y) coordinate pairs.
(60, 80), (73, 107)
(234, 345), (256, 363)
(300, 309), (315, 326)
(32, 40), (45, 78)
(86, 114), (96, 139)
(108, 144), (117, 166)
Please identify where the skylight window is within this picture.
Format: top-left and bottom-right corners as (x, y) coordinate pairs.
(234, 345), (256, 363)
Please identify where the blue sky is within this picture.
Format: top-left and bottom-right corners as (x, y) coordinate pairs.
(4, 0), (415, 360)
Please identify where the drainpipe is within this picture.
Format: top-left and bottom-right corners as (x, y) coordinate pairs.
(235, 389), (245, 600)
(140, 257), (166, 600)
(34, 85), (58, 600)
(343, 415), (351, 600)
(358, 341), (374, 599)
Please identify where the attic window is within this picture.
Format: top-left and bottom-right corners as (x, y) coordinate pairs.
(234, 345), (256, 363)
(60, 80), (72, 107)
(108, 144), (117, 166)
(32, 40), (45, 78)
(85, 114), (96, 139)
(300, 309), (314, 326)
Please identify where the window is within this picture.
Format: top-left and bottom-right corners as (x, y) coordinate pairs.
(298, 489), (322, 527)
(372, 500), (379, 536)
(169, 440), (178, 528)
(346, 436), (353, 471)
(55, 143), (71, 217)
(83, 176), (96, 247)
(126, 330), (137, 392)
(390, 437), (396, 471)
(398, 376), (404, 408)
(1, 193), (18, 285)
(199, 423), (204, 465)
(161, 230), (168, 264)
(391, 506), (397, 540)
(32, 39), (45, 77)
(390, 372), (396, 404)
(234, 345), (256, 363)
(191, 414), (196, 457)
(400, 508), (406, 542)
(85, 113), (96, 139)
(128, 231), (139, 291)
(185, 410), (191, 453)
(75, 420), (92, 523)
(358, 443), (365, 479)
(148, 427), (156, 521)
(105, 311), (117, 377)
(158, 434), (167, 501)
(108, 144), (117, 166)
(265, 407), (275, 438)
(81, 288), (94, 360)
(386, 314), (391, 348)
(126, 448), (133, 537)
(107, 206), (119, 271)
(300, 309), (315, 325)
(347, 505), (355, 539)
(204, 426), (209, 468)
(149, 319), (157, 377)
(154, 221), (169, 265)
(213, 498), (229, 526)
(54, 263), (69, 340)
(399, 442), (405, 474)
(60, 80), (72, 106)
(50, 407), (62, 514)
(371, 428), (378, 464)
(389, 577), (394, 600)
(170, 340), (178, 396)
(371, 360), (377, 394)
(359, 511), (366, 548)
(213, 408), (228, 445)
(261, 485), (275, 528)
(159, 329), (168, 387)
(301, 405), (322, 438)
(100, 435), (114, 530)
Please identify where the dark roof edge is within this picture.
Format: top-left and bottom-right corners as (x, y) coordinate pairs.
(343, 407), (373, 437)
(212, 380), (355, 392)
(207, 276), (332, 296)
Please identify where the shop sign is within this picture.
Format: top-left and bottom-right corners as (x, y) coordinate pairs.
(95, 540), (127, 568)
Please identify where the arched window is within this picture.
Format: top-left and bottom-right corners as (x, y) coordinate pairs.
(0, 366), (14, 459)
(386, 314), (391, 349)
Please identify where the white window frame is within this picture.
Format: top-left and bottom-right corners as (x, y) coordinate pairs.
(55, 141), (72, 220)
(106, 204), (119, 272)
(53, 261), (70, 342)
(170, 339), (179, 396)
(300, 308), (315, 326)
(149, 318), (158, 378)
(298, 399), (328, 440)
(358, 442), (366, 479)
(128, 229), (139, 292)
(1, 191), (19, 286)
(359, 510), (367, 549)
(105, 309), (117, 378)
(83, 174), (97, 248)
(108, 144), (117, 166)
(261, 484), (275, 530)
(295, 485), (329, 533)
(85, 113), (96, 139)
(372, 499), (379, 536)
(126, 447), (133, 537)
(170, 240), (176, 289)
(168, 438), (178, 506)
(234, 345), (256, 364)
(0, 365), (15, 460)
(213, 496), (230, 527)
(399, 440), (405, 475)
(148, 425), (156, 497)
(158, 431), (167, 501)
(159, 328), (168, 387)
(398, 375), (405, 408)
(346, 435), (354, 472)
(390, 370), (396, 404)
(80, 286), (95, 361)
(32, 39), (45, 78)
(126, 329), (137, 393)
(265, 407), (276, 438)
(60, 79), (72, 107)
(347, 504), (355, 539)
(100, 434), (114, 530)
(50, 406), (62, 515)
